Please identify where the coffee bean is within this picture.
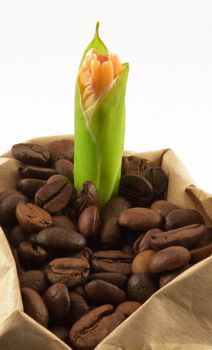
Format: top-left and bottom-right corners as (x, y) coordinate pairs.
(149, 246), (191, 274)
(101, 196), (131, 221)
(12, 143), (50, 166)
(18, 241), (48, 267)
(198, 227), (212, 247)
(69, 304), (124, 350)
(46, 139), (74, 162)
(52, 215), (76, 231)
(159, 263), (192, 288)
(78, 206), (100, 240)
(76, 181), (99, 214)
(190, 243), (212, 263)
(36, 227), (86, 251)
(165, 208), (204, 230)
(119, 175), (153, 207)
(119, 207), (162, 231)
(127, 273), (158, 303)
(19, 165), (56, 180)
(150, 224), (206, 250)
(35, 175), (74, 214)
(84, 279), (126, 305)
(69, 292), (90, 324)
(143, 166), (168, 197)
(17, 178), (46, 197)
(9, 225), (28, 248)
(46, 257), (90, 288)
(21, 287), (49, 327)
(54, 159), (74, 182)
(0, 190), (27, 227)
(89, 272), (128, 290)
(49, 326), (69, 344)
(151, 200), (177, 218)
(132, 250), (155, 274)
(43, 283), (71, 323)
(20, 270), (48, 294)
(100, 217), (122, 248)
(134, 228), (161, 254)
(122, 156), (151, 176)
(91, 250), (132, 275)
(16, 203), (53, 232)
(116, 301), (141, 317)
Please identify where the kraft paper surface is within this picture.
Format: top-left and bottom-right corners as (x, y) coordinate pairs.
(0, 135), (212, 350)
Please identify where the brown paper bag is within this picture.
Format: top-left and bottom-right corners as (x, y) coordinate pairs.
(0, 135), (212, 350)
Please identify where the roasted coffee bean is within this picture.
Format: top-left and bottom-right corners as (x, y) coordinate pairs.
(69, 292), (90, 324)
(49, 326), (69, 344)
(100, 217), (122, 248)
(149, 246), (191, 274)
(119, 175), (153, 207)
(76, 181), (99, 214)
(46, 139), (74, 162)
(150, 224), (206, 250)
(36, 227), (86, 251)
(101, 196), (131, 222)
(9, 225), (28, 248)
(69, 304), (124, 350)
(19, 165), (56, 180)
(21, 287), (49, 327)
(73, 286), (87, 298)
(18, 241), (48, 267)
(134, 228), (161, 254)
(116, 301), (141, 317)
(127, 273), (158, 303)
(143, 166), (168, 197)
(12, 143), (50, 166)
(20, 270), (48, 294)
(16, 203), (53, 232)
(164, 208), (204, 230)
(91, 250), (132, 275)
(35, 175), (74, 214)
(119, 207), (162, 231)
(43, 283), (71, 323)
(46, 257), (90, 288)
(84, 279), (126, 305)
(52, 215), (76, 231)
(89, 272), (128, 290)
(151, 200), (177, 218)
(132, 250), (155, 274)
(78, 206), (100, 240)
(54, 159), (74, 182)
(17, 178), (46, 197)
(0, 190), (27, 227)
(198, 227), (212, 247)
(122, 156), (151, 176)
(159, 263), (192, 288)
(190, 243), (212, 263)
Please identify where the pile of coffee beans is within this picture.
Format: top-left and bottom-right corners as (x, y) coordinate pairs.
(1, 139), (212, 350)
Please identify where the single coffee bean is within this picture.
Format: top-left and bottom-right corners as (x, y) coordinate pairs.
(69, 292), (90, 324)
(190, 242), (212, 263)
(134, 228), (161, 254)
(143, 166), (168, 197)
(151, 200), (177, 218)
(0, 190), (27, 227)
(36, 227), (86, 251)
(118, 207), (162, 231)
(78, 206), (100, 240)
(149, 246), (191, 274)
(84, 279), (126, 305)
(100, 217), (122, 248)
(49, 326), (69, 344)
(132, 250), (155, 274)
(127, 273), (158, 303)
(46, 139), (74, 162)
(12, 143), (50, 166)
(17, 178), (46, 197)
(76, 181), (99, 214)
(43, 283), (71, 323)
(54, 159), (74, 182)
(20, 270), (48, 294)
(198, 227), (212, 247)
(116, 301), (141, 317)
(91, 250), (132, 275)
(150, 224), (206, 250)
(52, 215), (76, 231)
(164, 208), (204, 230)
(35, 175), (74, 214)
(101, 196), (131, 222)
(18, 241), (48, 267)
(9, 225), (28, 248)
(46, 257), (90, 288)
(119, 175), (153, 207)
(19, 165), (56, 180)
(21, 287), (49, 327)
(16, 203), (53, 232)
(89, 272), (128, 290)
(69, 304), (124, 350)
(122, 156), (151, 176)
(159, 263), (192, 288)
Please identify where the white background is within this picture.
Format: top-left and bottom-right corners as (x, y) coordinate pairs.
(0, 0), (212, 192)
